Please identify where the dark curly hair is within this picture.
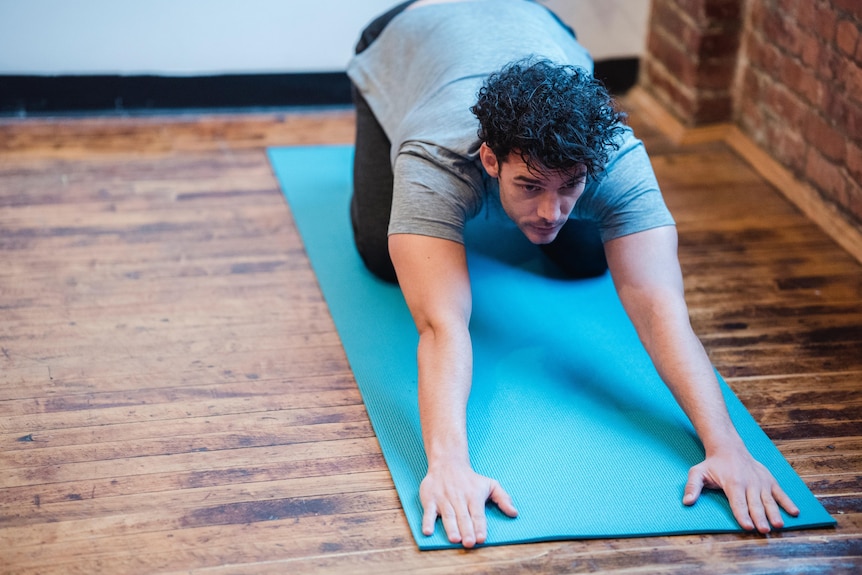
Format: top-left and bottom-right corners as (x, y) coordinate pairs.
(471, 58), (626, 179)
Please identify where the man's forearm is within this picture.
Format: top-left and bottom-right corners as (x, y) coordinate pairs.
(416, 321), (474, 466)
(638, 301), (745, 454)
(605, 227), (744, 454)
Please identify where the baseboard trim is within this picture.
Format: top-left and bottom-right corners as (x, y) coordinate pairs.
(0, 72), (353, 117)
(627, 87), (862, 265)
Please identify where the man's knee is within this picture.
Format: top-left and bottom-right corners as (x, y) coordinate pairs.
(350, 201), (397, 283)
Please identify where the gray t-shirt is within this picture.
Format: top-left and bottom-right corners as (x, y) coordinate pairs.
(347, 0), (674, 244)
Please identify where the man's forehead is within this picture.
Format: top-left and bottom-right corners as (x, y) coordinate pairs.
(503, 152), (584, 180)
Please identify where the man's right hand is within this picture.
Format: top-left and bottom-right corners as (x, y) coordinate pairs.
(419, 463), (519, 548)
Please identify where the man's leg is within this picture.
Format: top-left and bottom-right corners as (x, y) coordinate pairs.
(539, 219), (608, 278)
(351, 88), (397, 283)
(349, 0), (417, 283)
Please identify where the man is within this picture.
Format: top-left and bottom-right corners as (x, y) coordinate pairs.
(347, 0), (799, 548)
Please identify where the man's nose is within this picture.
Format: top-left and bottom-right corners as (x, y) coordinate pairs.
(537, 193), (562, 223)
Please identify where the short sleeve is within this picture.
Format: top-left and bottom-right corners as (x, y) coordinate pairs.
(572, 126), (675, 242)
(388, 146), (485, 243)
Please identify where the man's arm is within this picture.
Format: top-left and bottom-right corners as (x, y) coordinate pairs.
(388, 232), (518, 548)
(604, 225), (800, 532)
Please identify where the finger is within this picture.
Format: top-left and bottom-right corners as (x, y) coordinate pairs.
(746, 485), (770, 533)
(772, 484), (800, 517)
(422, 501), (438, 536)
(440, 506), (462, 544)
(725, 482), (755, 531)
(683, 465), (705, 506)
(456, 508), (476, 548)
(762, 490), (785, 530)
(488, 480), (519, 517)
(469, 500), (488, 545)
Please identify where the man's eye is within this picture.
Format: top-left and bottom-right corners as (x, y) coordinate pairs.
(560, 177), (585, 194)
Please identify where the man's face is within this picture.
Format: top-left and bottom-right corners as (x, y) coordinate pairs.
(479, 143), (586, 244)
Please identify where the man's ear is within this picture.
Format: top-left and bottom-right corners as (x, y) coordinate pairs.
(479, 143), (500, 178)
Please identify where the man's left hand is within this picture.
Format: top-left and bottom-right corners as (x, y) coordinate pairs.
(683, 447), (800, 533)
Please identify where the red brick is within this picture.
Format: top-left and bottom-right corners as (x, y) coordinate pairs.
(848, 101), (862, 144)
(737, 99), (770, 144)
(833, 0), (862, 23)
(652, 0), (689, 32)
(696, 58), (737, 90)
(813, 1), (839, 43)
(734, 68), (757, 103)
(847, 60), (862, 106)
(745, 31), (782, 76)
(826, 93), (862, 145)
(765, 119), (808, 169)
(776, 0), (801, 15)
(648, 28), (700, 87)
(704, 0), (743, 23)
(803, 110), (847, 162)
(748, 0), (768, 29)
(847, 184), (862, 223)
(739, 66), (765, 103)
(643, 59), (699, 123)
(847, 141), (862, 182)
(655, 1), (742, 62)
(780, 54), (826, 106)
(653, 0), (696, 30)
(796, 0), (817, 29)
(761, 7), (804, 57)
(653, 0), (702, 54)
(816, 43), (845, 84)
(836, 19), (860, 56)
(672, 0), (709, 26)
(763, 82), (808, 126)
(699, 27), (742, 58)
(799, 31), (823, 67)
(671, 0), (742, 26)
(694, 93), (734, 123)
(805, 148), (850, 207)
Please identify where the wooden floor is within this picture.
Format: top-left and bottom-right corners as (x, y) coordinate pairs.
(1, 98), (861, 574)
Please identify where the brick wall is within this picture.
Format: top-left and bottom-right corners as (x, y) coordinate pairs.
(642, 0), (862, 229)
(641, 0), (744, 125)
(736, 0), (862, 226)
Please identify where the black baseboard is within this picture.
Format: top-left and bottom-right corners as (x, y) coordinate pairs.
(0, 58), (638, 117)
(0, 72), (353, 117)
(594, 58), (640, 96)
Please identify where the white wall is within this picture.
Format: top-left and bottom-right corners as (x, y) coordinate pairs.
(546, 0), (652, 61)
(0, 0), (396, 75)
(0, 0), (651, 76)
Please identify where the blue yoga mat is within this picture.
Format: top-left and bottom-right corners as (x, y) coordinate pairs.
(269, 145), (835, 549)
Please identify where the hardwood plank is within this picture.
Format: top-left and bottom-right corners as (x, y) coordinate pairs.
(0, 381), (363, 425)
(0, 110), (355, 158)
(0, 473), (396, 533)
(0, 437), (382, 489)
(1, 419), (376, 471)
(0, 452), (385, 512)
